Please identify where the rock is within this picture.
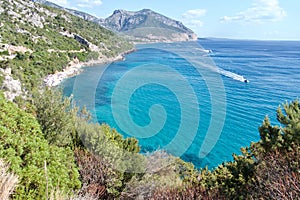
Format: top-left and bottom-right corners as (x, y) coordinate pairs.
(74, 34), (89, 46)
(0, 68), (22, 101)
(99, 9), (198, 43)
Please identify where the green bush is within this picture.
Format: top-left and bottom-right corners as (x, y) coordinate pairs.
(0, 93), (81, 199)
(76, 120), (145, 197)
(31, 88), (79, 147)
(258, 100), (300, 153)
(0, 50), (9, 56)
(79, 122), (144, 173)
(30, 89), (145, 197)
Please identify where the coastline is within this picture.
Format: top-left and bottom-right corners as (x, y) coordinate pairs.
(43, 48), (135, 87)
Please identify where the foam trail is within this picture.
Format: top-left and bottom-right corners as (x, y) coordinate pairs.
(193, 47), (247, 82)
(217, 68), (249, 82)
(195, 48), (213, 54)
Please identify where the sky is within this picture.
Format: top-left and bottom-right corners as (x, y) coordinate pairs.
(48, 0), (300, 40)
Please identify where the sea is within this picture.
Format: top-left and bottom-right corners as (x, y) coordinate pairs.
(62, 38), (300, 169)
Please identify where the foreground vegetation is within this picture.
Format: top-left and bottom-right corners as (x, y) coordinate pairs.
(0, 88), (299, 199)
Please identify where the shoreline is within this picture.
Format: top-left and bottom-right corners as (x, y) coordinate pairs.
(43, 48), (135, 87)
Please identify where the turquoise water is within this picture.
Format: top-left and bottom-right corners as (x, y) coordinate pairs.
(63, 39), (300, 169)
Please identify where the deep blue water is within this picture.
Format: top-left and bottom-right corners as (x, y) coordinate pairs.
(63, 39), (300, 169)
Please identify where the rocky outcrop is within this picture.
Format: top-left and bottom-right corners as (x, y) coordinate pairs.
(74, 34), (89, 47)
(59, 31), (100, 51)
(100, 9), (198, 43)
(0, 68), (23, 101)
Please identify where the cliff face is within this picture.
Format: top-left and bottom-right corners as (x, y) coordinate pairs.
(100, 9), (198, 43)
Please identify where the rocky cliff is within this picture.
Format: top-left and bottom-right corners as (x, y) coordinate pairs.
(99, 9), (198, 43)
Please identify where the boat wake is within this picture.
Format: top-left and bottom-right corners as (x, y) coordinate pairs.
(196, 48), (213, 54)
(217, 68), (249, 83)
(193, 47), (247, 82)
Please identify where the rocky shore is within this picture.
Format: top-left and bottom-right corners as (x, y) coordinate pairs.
(44, 49), (135, 87)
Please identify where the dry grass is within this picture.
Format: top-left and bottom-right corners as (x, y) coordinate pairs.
(0, 159), (18, 200)
(49, 187), (98, 200)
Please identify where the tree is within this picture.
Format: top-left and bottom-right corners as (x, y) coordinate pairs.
(250, 100), (300, 199)
(30, 88), (79, 148)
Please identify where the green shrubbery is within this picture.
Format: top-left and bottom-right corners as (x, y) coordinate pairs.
(29, 89), (145, 198)
(7, 51), (70, 89)
(0, 50), (9, 56)
(0, 93), (81, 199)
(73, 51), (99, 62)
(31, 88), (78, 147)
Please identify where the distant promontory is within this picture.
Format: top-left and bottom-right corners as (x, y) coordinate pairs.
(99, 9), (198, 43)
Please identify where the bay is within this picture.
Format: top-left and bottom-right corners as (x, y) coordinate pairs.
(62, 38), (300, 169)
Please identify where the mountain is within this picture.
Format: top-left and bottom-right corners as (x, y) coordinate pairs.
(100, 9), (198, 43)
(0, 0), (133, 99)
(32, 1), (197, 43)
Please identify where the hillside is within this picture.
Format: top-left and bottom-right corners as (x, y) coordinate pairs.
(0, 0), (133, 100)
(32, 1), (198, 43)
(99, 9), (198, 43)
(33, 0), (100, 21)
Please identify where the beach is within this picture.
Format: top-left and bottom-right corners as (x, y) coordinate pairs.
(44, 49), (135, 87)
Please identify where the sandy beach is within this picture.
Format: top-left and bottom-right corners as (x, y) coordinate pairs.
(44, 50), (134, 87)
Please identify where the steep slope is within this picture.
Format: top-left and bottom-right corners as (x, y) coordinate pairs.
(100, 9), (198, 43)
(33, 0), (99, 21)
(0, 0), (133, 98)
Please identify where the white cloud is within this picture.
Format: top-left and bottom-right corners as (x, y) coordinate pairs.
(76, 0), (103, 8)
(220, 0), (286, 23)
(182, 9), (206, 19)
(93, 0), (103, 6)
(182, 9), (206, 28)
